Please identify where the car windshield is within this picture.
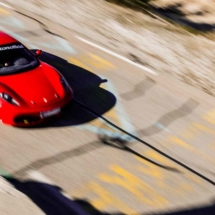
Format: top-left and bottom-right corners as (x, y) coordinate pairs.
(0, 42), (40, 75)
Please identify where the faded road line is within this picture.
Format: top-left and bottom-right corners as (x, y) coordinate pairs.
(27, 170), (53, 184)
(0, 2), (13, 9)
(75, 36), (158, 75)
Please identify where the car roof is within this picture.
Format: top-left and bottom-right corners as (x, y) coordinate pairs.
(0, 31), (18, 45)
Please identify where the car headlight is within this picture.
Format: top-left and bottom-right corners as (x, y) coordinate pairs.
(60, 77), (69, 91)
(0, 93), (19, 106)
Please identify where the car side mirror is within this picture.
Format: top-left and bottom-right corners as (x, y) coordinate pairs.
(35, 49), (42, 57)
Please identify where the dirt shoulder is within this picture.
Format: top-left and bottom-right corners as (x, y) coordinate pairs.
(4, 0), (215, 96)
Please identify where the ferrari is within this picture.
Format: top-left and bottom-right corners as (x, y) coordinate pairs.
(0, 31), (73, 126)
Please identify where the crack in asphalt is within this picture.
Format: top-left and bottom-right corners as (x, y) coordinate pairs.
(15, 10), (65, 39)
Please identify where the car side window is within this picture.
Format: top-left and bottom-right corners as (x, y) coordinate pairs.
(0, 42), (40, 74)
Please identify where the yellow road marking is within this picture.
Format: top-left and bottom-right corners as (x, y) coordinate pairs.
(0, 8), (10, 15)
(78, 53), (113, 71)
(134, 149), (201, 195)
(88, 53), (114, 69)
(72, 182), (138, 214)
(168, 135), (215, 166)
(99, 165), (168, 207)
(68, 53), (114, 72)
(68, 57), (92, 72)
(144, 150), (172, 165)
(68, 52), (114, 71)
(160, 137), (206, 185)
(203, 109), (215, 125)
(182, 122), (215, 139)
(168, 136), (191, 150)
(134, 150), (187, 192)
(135, 150), (171, 188)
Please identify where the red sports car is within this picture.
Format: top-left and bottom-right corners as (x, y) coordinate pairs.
(0, 31), (73, 126)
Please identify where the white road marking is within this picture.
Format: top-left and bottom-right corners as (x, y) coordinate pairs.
(0, 2), (13, 9)
(27, 170), (53, 184)
(75, 36), (158, 75)
(27, 170), (72, 198)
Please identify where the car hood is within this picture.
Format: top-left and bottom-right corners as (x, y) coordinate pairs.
(0, 62), (64, 107)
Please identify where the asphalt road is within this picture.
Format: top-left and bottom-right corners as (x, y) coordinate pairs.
(1, 2), (215, 215)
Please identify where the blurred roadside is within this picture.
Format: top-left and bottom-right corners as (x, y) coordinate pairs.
(107, 0), (215, 29)
(3, 0), (215, 97)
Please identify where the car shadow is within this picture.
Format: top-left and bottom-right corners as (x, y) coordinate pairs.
(6, 175), (215, 215)
(156, 200), (215, 215)
(27, 50), (116, 128)
(4, 176), (124, 215)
